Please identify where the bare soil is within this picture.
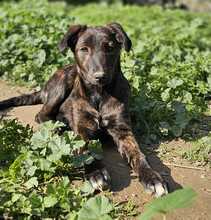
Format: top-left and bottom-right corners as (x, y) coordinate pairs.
(178, 0), (211, 12)
(0, 80), (210, 220)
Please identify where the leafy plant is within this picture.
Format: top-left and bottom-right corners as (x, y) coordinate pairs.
(78, 196), (114, 220)
(139, 187), (197, 220)
(0, 0), (74, 87)
(0, 120), (115, 219)
(0, 119), (32, 165)
(182, 134), (211, 166)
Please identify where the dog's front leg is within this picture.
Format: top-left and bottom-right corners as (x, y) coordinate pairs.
(107, 127), (168, 197)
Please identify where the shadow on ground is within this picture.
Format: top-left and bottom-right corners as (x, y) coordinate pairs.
(101, 111), (211, 194)
(101, 137), (183, 194)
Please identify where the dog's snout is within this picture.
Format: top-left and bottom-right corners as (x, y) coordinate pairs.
(94, 72), (106, 79)
(93, 71), (109, 85)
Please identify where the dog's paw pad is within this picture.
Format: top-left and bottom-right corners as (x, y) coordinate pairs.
(141, 169), (168, 197)
(145, 181), (168, 198)
(87, 168), (111, 191)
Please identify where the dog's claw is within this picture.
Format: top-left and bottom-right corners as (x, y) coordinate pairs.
(87, 168), (111, 191)
(145, 181), (168, 197)
(101, 168), (111, 184)
(141, 168), (168, 197)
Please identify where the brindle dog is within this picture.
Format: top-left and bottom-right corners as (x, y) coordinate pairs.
(0, 23), (168, 197)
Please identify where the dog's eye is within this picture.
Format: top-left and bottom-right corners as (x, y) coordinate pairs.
(80, 47), (89, 53)
(104, 44), (114, 52)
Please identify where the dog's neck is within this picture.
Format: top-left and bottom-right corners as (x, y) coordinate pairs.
(74, 71), (119, 110)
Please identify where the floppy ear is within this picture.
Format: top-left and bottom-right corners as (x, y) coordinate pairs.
(107, 22), (132, 52)
(58, 24), (87, 53)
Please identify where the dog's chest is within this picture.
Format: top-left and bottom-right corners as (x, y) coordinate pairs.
(89, 91), (102, 111)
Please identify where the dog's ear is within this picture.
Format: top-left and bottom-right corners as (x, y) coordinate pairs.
(107, 23), (132, 52)
(58, 24), (87, 53)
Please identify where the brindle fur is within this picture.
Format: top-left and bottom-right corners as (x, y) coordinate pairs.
(0, 23), (167, 197)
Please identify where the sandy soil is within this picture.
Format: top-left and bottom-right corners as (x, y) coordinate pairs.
(0, 80), (210, 220)
(178, 0), (211, 12)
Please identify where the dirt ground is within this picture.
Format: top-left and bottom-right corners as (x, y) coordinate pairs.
(0, 80), (210, 220)
(178, 0), (211, 12)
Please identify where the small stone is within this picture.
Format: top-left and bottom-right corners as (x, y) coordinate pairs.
(200, 174), (205, 179)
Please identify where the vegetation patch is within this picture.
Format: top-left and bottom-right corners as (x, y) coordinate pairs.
(0, 119), (197, 219)
(1, 0), (211, 139)
(182, 134), (211, 166)
(0, 0), (208, 218)
(0, 120), (124, 219)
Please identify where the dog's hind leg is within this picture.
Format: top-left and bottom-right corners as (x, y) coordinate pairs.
(35, 73), (70, 123)
(35, 65), (77, 123)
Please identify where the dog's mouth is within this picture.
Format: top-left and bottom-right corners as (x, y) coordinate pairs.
(95, 76), (110, 85)
(84, 72), (112, 86)
(92, 71), (111, 86)
(89, 74), (111, 86)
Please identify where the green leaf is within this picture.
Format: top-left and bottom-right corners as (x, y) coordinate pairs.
(139, 188), (197, 220)
(161, 88), (171, 102)
(171, 125), (183, 137)
(72, 139), (86, 150)
(9, 153), (28, 179)
(31, 129), (49, 149)
(38, 158), (52, 171)
(25, 177), (38, 189)
(35, 49), (46, 67)
(27, 165), (37, 176)
(167, 78), (183, 89)
(81, 181), (95, 196)
(29, 193), (42, 208)
(60, 176), (70, 188)
(72, 154), (94, 168)
(11, 193), (22, 203)
(44, 195), (58, 208)
(78, 196), (113, 220)
(66, 212), (78, 220)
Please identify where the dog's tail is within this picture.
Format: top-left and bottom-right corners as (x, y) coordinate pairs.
(0, 91), (43, 111)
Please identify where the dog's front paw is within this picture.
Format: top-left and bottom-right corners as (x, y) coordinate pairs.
(87, 168), (111, 192)
(140, 167), (168, 197)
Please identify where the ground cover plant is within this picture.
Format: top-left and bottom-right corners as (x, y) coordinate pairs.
(139, 187), (196, 220)
(182, 134), (211, 166)
(0, 119), (121, 219)
(0, 119), (197, 219)
(0, 0), (210, 219)
(0, 0), (74, 86)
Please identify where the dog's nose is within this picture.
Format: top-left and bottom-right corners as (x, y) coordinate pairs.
(94, 71), (106, 80)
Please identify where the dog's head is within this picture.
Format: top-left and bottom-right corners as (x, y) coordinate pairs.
(58, 23), (132, 86)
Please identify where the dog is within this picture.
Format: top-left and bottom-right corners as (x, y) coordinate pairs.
(0, 23), (168, 197)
